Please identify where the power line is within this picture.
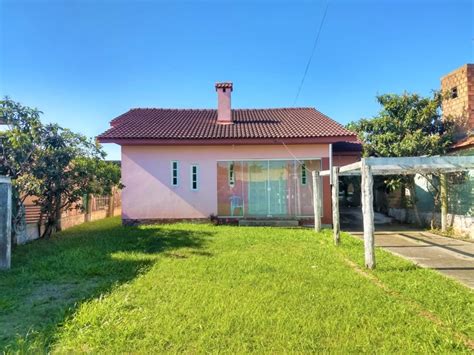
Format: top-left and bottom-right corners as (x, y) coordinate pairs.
(293, 1), (330, 105)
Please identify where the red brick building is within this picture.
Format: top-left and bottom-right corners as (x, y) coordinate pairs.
(441, 64), (474, 152)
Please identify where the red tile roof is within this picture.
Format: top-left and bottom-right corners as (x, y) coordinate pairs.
(451, 135), (474, 150)
(98, 107), (357, 145)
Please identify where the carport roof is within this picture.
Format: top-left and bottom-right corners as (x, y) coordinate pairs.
(320, 156), (474, 176)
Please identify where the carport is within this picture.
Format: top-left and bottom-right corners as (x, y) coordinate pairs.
(313, 156), (474, 269)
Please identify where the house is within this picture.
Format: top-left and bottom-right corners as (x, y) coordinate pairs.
(98, 83), (360, 225)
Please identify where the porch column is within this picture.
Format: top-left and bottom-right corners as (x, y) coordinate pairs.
(312, 170), (321, 232)
(0, 176), (12, 270)
(331, 167), (340, 245)
(361, 160), (375, 269)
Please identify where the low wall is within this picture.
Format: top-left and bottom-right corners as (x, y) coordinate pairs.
(388, 208), (474, 239)
(15, 207), (122, 245)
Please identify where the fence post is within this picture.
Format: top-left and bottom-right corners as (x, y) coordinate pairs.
(361, 160), (375, 269)
(0, 176), (12, 270)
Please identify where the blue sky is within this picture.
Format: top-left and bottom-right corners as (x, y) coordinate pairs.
(1, 0), (472, 160)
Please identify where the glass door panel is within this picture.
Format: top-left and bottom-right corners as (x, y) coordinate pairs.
(268, 161), (290, 216)
(247, 161), (268, 216)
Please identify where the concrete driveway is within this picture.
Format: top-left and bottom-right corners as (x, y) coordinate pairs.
(350, 230), (474, 289)
(341, 206), (474, 288)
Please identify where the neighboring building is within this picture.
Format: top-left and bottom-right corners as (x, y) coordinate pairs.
(441, 64), (473, 217)
(98, 82), (360, 225)
(441, 63), (474, 154)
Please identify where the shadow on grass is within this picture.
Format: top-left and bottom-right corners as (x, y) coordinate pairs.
(0, 217), (213, 351)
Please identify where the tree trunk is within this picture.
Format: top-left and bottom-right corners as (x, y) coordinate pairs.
(54, 199), (62, 233)
(42, 194), (62, 238)
(42, 219), (54, 238)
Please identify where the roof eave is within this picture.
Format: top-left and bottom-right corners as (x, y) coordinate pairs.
(97, 135), (358, 146)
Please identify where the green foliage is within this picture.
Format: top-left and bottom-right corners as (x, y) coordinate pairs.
(0, 97), (121, 237)
(347, 92), (454, 158)
(0, 218), (472, 352)
(347, 92), (456, 221)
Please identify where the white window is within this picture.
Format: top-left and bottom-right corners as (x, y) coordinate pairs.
(301, 163), (307, 185)
(229, 162), (235, 187)
(171, 161), (179, 186)
(190, 164), (199, 191)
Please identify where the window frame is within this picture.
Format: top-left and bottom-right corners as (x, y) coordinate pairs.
(190, 164), (199, 191)
(301, 163), (307, 185)
(451, 86), (458, 99)
(171, 160), (179, 187)
(228, 162), (235, 187)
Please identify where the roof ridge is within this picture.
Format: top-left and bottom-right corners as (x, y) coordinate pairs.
(128, 107), (315, 111)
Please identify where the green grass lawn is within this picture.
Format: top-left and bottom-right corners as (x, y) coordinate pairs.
(0, 217), (473, 353)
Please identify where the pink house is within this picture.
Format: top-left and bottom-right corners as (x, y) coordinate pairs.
(98, 83), (360, 225)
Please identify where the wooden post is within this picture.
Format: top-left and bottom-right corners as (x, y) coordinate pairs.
(312, 170), (321, 232)
(0, 177), (12, 270)
(361, 161), (375, 269)
(332, 167), (340, 245)
(85, 194), (93, 222)
(440, 173), (448, 233)
(107, 187), (115, 218)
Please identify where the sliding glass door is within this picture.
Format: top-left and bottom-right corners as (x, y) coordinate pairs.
(217, 159), (321, 218)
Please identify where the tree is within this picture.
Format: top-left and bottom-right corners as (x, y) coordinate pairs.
(347, 92), (454, 225)
(0, 98), (44, 235)
(0, 98), (121, 238)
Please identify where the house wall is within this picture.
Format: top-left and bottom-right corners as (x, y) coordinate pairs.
(121, 144), (337, 224)
(333, 153), (360, 168)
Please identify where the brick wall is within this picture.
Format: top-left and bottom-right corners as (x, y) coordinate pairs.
(441, 64), (474, 137)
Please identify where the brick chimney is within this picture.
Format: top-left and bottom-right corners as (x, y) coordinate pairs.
(215, 82), (233, 124)
(441, 64), (474, 140)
